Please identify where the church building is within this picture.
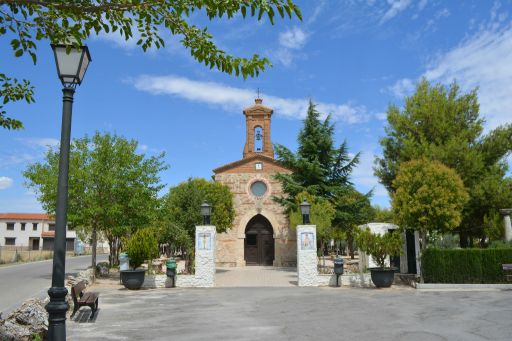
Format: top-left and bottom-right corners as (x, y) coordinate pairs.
(213, 98), (297, 267)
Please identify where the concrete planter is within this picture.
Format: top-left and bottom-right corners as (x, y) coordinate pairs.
(370, 268), (397, 288)
(120, 269), (146, 290)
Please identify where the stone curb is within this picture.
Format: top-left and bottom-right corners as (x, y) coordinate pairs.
(415, 283), (512, 290)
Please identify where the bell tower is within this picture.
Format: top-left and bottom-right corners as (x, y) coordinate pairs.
(243, 98), (274, 159)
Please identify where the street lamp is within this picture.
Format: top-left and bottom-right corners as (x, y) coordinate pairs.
(300, 200), (311, 224)
(201, 202), (212, 225)
(46, 43), (91, 341)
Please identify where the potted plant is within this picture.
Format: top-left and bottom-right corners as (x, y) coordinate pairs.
(120, 227), (159, 290)
(356, 228), (402, 288)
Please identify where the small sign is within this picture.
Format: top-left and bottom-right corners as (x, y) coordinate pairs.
(300, 232), (315, 250)
(197, 232), (212, 251)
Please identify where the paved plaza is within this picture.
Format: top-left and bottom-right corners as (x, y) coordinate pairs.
(216, 266), (297, 287)
(67, 282), (512, 341)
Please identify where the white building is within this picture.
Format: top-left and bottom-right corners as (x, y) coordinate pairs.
(0, 213), (76, 251)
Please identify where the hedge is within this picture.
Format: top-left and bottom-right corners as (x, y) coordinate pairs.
(422, 248), (512, 283)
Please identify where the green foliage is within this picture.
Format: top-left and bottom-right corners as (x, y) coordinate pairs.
(274, 101), (360, 207)
(355, 228), (403, 269)
(373, 205), (393, 223)
(392, 159), (469, 235)
(273, 101), (369, 248)
(375, 79), (512, 244)
(24, 132), (167, 265)
(161, 177), (235, 248)
(422, 248), (512, 283)
(488, 240), (512, 249)
(483, 209), (504, 241)
(0, 73), (34, 130)
(1, 0), (301, 129)
(125, 227), (159, 269)
(428, 232), (460, 249)
(289, 191), (336, 241)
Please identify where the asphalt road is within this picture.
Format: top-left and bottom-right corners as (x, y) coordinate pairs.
(0, 254), (107, 315)
(68, 286), (512, 341)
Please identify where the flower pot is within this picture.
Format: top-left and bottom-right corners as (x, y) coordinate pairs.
(370, 267), (397, 288)
(120, 269), (146, 290)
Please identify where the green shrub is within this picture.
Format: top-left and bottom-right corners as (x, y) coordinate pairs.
(422, 248), (512, 283)
(355, 228), (402, 268)
(488, 240), (512, 249)
(125, 228), (159, 269)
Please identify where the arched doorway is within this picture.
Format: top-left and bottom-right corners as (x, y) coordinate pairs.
(244, 214), (274, 265)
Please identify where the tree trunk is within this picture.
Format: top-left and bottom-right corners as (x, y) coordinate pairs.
(348, 234), (355, 259)
(459, 231), (469, 248)
(91, 225), (97, 283)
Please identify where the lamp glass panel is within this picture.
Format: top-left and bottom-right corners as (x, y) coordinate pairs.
(201, 204), (211, 216)
(300, 202), (310, 215)
(54, 46), (82, 80)
(78, 52), (91, 82)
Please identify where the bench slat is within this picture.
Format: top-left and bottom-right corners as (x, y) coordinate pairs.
(79, 292), (98, 304)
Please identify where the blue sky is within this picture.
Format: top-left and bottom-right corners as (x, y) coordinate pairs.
(1, 0), (512, 212)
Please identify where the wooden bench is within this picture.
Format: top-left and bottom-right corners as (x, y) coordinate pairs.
(502, 264), (512, 282)
(71, 281), (99, 319)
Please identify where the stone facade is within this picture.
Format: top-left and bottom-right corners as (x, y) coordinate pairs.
(213, 99), (296, 267)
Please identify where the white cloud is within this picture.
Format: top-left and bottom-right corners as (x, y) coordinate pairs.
(423, 22), (512, 128)
(387, 78), (415, 98)
(130, 75), (370, 124)
(351, 151), (389, 198)
(17, 137), (59, 149)
(0, 176), (13, 190)
(95, 31), (140, 50)
(276, 27), (309, 66)
(418, 0), (428, 11)
(380, 0), (412, 24)
(375, 112), (387, 120)
(279, 27), (308, 49)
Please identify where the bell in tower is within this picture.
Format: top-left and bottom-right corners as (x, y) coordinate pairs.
(242, 98), (274, 159)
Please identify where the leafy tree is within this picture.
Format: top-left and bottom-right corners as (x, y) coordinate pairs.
(332, 187), (374, 258)
(124, 227), (159, 270)
(24, 132), (167, 274)
(391, 159), (469, 251)
(1, 0), (302, 130)
(375, 79), (512, 246)
(274, 101), (372, 255)
(373, 205), (393, 223)
(161, 178), (234, 271)
(274, 101), (360, 206)
(289, 191), (336, 251)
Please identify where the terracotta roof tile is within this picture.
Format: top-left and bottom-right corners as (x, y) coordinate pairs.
(0, 213), (52, 221)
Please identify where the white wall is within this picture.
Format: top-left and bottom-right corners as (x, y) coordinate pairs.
(0, 219), (76, 248)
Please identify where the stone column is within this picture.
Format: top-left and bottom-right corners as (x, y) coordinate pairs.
(195, 225), (216, 287)
(297, 225), (318, 287)
(499, 209), (512, 242)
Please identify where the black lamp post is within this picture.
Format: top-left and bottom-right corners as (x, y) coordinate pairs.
(201, 202), (212, 225)
(300, 200), (311, 224)
(46, 43), (91, 341)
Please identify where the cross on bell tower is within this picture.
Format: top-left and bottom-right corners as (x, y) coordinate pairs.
(242, 98), (274, 159)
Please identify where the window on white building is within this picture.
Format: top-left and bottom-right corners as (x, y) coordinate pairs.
(5, 237), (15, 245)
(49, 224), (55, 231)
(33, 224), (37, 231)
(6, 222), (14, 230)
(21, 223), (26, 231)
